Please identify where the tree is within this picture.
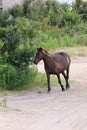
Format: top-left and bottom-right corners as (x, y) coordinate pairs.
(1, 17), (35, 69)
(78, 2), (87, 21)
(75, 0), (82, 11)
(0, 17), (37, 89)
(23, 0), (46, 21)
(8, 4), (24, 18)
(72, 0), (87, 21)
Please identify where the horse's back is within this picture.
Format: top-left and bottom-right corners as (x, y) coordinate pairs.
(54, 52), (71, 67)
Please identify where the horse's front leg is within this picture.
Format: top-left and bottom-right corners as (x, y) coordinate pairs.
(46, 73), (51, 93)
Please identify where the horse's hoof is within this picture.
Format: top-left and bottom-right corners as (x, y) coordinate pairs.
(47, 89), (51, 93)
(66, 85), (70, 90)
(62, 88), (65, 91)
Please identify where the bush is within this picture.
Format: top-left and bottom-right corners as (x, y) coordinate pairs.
(0, 64), (38, 90)
(14, 44), (35, 68)
(57, 33), (87, 47)
(62, 11), (81, 26)
(0, 64), (17, 89)
(0, 10), (10, 27)
(1, 17), (36, 68)
(0, 17), (37, 90)
(8, 4), (24, 18)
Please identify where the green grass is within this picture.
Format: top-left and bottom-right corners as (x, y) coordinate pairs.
(36, 28), (87, 52)
(31, 72), (76, 91)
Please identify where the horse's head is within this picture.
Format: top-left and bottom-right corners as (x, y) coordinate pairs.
(34, 47), (46, 64)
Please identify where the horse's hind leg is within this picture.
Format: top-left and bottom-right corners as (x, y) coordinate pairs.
(57, 74), (65, 91)
(66, 66), (70, 89)
(62, 68), (70, 90)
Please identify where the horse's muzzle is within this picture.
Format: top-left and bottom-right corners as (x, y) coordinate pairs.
(34, 60), (37, 65)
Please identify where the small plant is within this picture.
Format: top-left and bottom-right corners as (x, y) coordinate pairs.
(0, 97), (7, 107)
(37, 90), (42, 94)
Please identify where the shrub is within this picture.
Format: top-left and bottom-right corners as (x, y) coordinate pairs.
(62, 11), (81, 26)
(8, 4), (24, 18)
(0, 64), (38, 90)
(0, 64), (17, 89)
(1, 17), (36, 68)
(0, 10), (10, 27)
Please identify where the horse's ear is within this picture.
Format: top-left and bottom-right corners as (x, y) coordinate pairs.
(44, 49), (47, 53)
(41, 48), (48, 54)
(39, 47), (43, 51)
(37, 47), (43, 51)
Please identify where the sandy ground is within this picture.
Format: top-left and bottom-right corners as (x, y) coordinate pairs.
(0, 57), (87, 130)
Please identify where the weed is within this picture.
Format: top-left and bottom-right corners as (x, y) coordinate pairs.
(0, 97), (7, 107)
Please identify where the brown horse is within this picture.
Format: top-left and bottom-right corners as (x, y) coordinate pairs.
(34, 47), (71, 92)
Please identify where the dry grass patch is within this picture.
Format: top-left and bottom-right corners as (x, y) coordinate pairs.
(52, 46), (87, 57)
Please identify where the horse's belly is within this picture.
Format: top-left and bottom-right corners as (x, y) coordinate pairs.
(56, 65), (66, 73)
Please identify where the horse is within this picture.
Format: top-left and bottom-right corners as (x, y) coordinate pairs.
(34, 47), (71, 92)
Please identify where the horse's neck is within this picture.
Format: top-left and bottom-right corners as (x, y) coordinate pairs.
(43, 53), (54, 67)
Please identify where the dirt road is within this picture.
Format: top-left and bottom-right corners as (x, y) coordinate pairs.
(0, 57), (87, 130)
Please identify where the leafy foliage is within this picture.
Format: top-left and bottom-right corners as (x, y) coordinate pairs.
(1, 17), (35, 68)
(72, 0), (87, 21)
(0, 10), (10, 27)
(8, 4), (24, 18)
(0, 0), (87, 90)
